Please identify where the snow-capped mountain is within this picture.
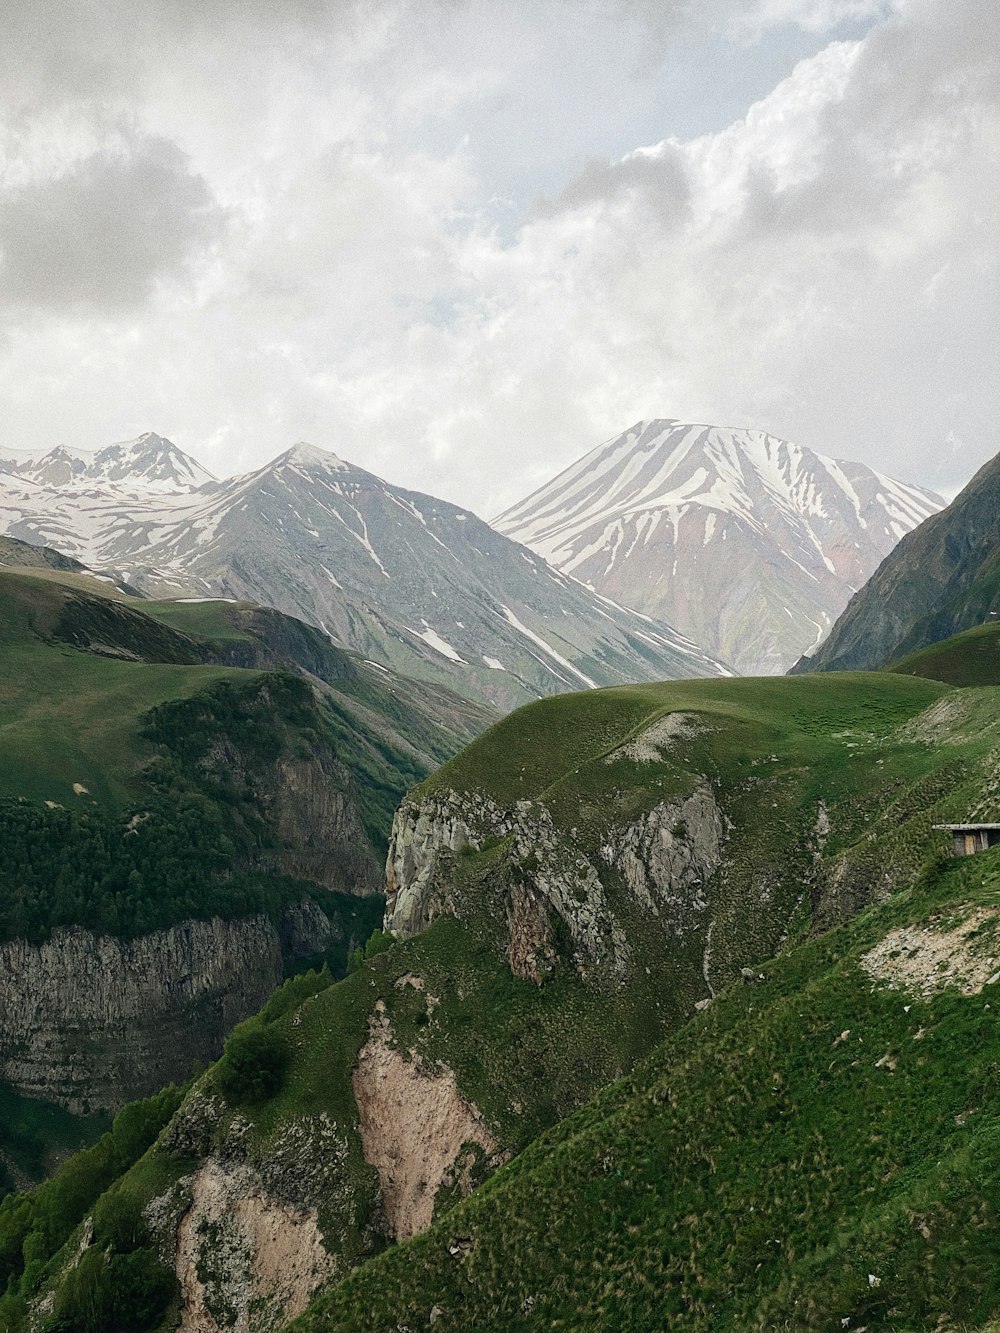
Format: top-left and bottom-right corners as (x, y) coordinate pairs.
(0, 433), (730, 710)
(495, 420), (944, 675)
(4, 432), (216, 492)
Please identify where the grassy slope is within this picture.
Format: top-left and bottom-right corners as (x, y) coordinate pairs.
(0, 573), (243, 806)
(0, 571), (487, 1194)
(27, 666), (1000, 1330)
(0, 567), (489, 819)
(279, 670), (1000, 1329)
(888, 622), (1000, 688)
(292, 848), (1000, 1333)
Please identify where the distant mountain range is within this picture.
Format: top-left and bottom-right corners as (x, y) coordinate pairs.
(0, 433), (729, 711)
(795, 448), (1000, 674)
(496, 420), (942, 675)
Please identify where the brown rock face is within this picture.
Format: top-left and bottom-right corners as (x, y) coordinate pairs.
(174, 1157), (337, 1333)
(506, 881), (556, 984)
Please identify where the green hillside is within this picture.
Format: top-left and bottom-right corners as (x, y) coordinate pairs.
(12, 660), (1000, 1330)
(0, 566), (488, 871)
(0, 571), (240, 806)
(0, 561), (492, 1192)
(888, 621), (1000, 687)
(293, 844), (1000, 1333)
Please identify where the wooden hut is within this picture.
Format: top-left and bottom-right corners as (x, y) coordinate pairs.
(934, 823), (1000, 856)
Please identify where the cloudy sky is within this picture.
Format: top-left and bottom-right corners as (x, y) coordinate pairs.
(0, 0), (996, 515)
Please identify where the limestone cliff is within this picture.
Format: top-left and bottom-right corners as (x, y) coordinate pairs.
(183, 702), (382, 895)
(0, 902), (330, 1113)
(385, 780), (727, 984)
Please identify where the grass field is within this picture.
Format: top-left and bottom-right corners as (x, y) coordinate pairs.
(0, 573), (252, 805)
(889, 621), (1000, 687)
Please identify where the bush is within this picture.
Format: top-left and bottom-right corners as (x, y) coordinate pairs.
(217, 1022), (290, 1104)
(91, 1185), (147, 1253)
(259, 966), (332, 1024)
(348, 927), (395, 974)
(49, 1244), (175, 1333)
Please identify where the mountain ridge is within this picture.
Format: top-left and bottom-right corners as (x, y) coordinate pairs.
(794, 449), (1000, 674)
(496, 418), (943, 674)
(0, 432), (732, 711)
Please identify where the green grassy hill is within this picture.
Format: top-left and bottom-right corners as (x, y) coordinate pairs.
(293, 844), (1000, 1333)
(12, 658), (1000, 1330)
(0, 559), (491, 1193)
(0, 566), (489, 818)
(888, 621), (1000, 688)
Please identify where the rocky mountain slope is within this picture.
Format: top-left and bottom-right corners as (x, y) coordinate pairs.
(0, 434), (731, 711)
(296, 830), (1000, 1333)
(796, 449), (1000, 674)
(14, 653), (1000, 1331)
(0, 561), (488, 1121)
(495, 419), (942, 675)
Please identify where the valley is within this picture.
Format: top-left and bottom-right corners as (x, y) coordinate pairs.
(0, 430), (997, 1332)
(4, 624), (999, 1329)
(0, 3), (989, 1327)
(0, 546), (486, 1187)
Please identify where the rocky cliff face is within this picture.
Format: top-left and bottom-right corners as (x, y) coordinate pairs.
(188, 696), (383, 895)
(144, 1085), (351, 1333)
(385, 781), (727, 985)
(0, 902), (330, 1113)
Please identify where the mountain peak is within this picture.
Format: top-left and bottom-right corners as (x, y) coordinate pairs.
(279, 442), (350, 472)
(89, 433), (216, 491)
(496, 418), (943, 675)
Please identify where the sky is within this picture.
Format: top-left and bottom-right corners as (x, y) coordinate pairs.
(0, 0), (996, 516)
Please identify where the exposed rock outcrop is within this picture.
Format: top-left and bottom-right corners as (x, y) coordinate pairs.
(384, 781), (727, 984)
(861, 907), (1000, 998)
(174, 1158), (336, 1333)
(0, 902), (330, 1113)
(384, 789), (483, 937)
(598, 784), (726, 921)
(195, 731), (381, 894)
(143, 1087), (353, 1333)
(385, 789), (627, 981)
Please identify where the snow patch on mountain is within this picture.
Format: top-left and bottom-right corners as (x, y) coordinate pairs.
(495, 419), (942, 676)
(0, 431), (732, 711)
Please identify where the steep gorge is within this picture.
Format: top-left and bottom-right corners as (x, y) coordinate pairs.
(14, 669), (991, 1333)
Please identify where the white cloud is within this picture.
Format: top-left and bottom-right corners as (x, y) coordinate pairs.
(724, 0), (894, 40)
(0, 0), (994, 515)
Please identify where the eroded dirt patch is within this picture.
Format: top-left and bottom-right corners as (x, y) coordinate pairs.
(352, 1007), (497, 1240)
(860, 906), (1000, 998)
(175, 1157), (336, 1333)
(604, 712), (705, 764)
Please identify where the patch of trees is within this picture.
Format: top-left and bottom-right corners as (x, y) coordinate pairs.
(215, 966), (334, 1106)
(0, 674), (327, 944)
(0, 1087), (184, 1332)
